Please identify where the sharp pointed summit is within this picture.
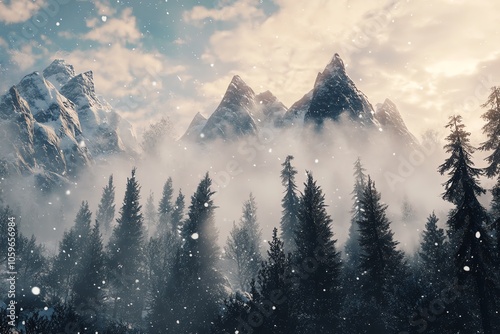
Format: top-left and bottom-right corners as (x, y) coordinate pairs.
(374, 98), (419, 147)
(43, 59), (76, 87)
(304, 53), (376, 127)
(181, 112), (207, 141)
(0, 59), (138, 190)
(196, 75), (258, 141)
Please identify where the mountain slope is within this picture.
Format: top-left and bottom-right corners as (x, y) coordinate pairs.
(374, 99), (419, 147)
(198, 75), (258, 141)
(304, 53), (376, 128)
(0, 59), (138, 189)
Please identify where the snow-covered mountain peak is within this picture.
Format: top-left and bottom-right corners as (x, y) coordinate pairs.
(323, 53), (346, 75)
(60, 71), (101, 112)
(43, 59), (75, 87)
(374, 98), (419, 147)
(17, 71), (71, 118)
(304, 53), (376, 127)
(194, 75), (258, 141)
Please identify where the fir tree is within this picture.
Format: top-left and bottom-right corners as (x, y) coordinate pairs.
(73, 221), (106, 317)
(357, 176), (408, 332)
(491, 176), (500, 221)
(344, 157), (367, 271)
(253, 228), (295, 334)
(158, 177), (174, 235)
(96, 175), (116, 233)
(144, 191), (158, 235)
(479, 86), (500, 177)
(107, 168), (145, 324)
(170, 189), (185, 234)
(418, 212), (450, 293)
(74, 201), (92, 252)
(439, 115), (497, 334)
(280, 155), (299, 253)
(48, 229), (79, 303)
(225, 193), (262, 291)
(150, 173), (225, 333)
(293, 172), (342, 333)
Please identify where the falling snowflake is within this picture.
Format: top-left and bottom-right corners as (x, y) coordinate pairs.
(31, 287), (41, 295)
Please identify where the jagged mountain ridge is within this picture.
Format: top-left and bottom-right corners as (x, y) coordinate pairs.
(182, 53), (418, 147)
(0, 59), (138, 189)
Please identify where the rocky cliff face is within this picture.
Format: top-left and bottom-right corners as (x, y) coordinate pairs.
(0, 59), (138, 190)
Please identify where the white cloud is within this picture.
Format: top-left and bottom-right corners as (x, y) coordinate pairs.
(182, 0), (500, 138)
(83, 8), (141, 45)
(0, 0), (46, 24)
(183, 0), (265, 24)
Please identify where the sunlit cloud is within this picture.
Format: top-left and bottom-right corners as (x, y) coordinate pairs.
(0, 0), (46, 24)
(83, 8), (141, 45)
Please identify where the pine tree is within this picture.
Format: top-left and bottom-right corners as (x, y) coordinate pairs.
(144, 191), (158, 235)
(158, 177), (174, 235)
(280, 155), (299, 253)
(74, 201), (92, 253)
(150, 173), (226, 333)
(170, 189), (185, 234)
(438, 115), (497, 334)
(73, 221), (106, 316)
(96, 175), (116, 233)
(344, 157), (367, 271)
(253, 228), (295, 334)
(357, 176), (408, 333)
(293, 172), (342, 333)
(107, 168), (145, 324)
(418, 212), (450, 293)
(48, 229), (79, 303)
(225, 193), (262, 291)
(479, 86), (500, 177)
(491, 176), (500, 221)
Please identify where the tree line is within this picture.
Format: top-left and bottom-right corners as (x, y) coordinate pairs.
(1, 88), (500, 333)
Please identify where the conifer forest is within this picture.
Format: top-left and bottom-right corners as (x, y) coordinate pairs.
(1, 1), (500, 333)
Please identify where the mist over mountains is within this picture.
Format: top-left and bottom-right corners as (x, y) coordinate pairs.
(0, 52), (447, 250)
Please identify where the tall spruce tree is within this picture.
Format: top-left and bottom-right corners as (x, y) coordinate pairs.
(280, 155), (299, 253)
(73, 220), (106, 313)
(48, 229), (79, 303)
(479, 86), (500, 177)
(150, 173), (226, 333)
(158, 177), (174, 235)
(438, 115), (497, 334)
(107, 168), (145, 324)
(225, 193), (262, 291)
(253, 228), (295, 334)
(293, 172), (342, 333)
(144, 191), (158, 235)
(418, 213), (451, 293)
(171, 189), (185, 234)
(74, 201), (92, 251)
(96, 174), (116, 233)
(344, 157), (367, 270)
(47, 202), (92, 303)
(356, 176), (408, 333)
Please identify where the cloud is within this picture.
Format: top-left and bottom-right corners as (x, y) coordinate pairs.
(182, 0), (500, 139)
(183, 0), (265, 24)
(83, 8), (141, 45)
(0, 0), (46, 24)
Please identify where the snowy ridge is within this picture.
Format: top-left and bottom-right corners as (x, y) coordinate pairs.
(181, 112), (208, 141)
(0, 59), (138, 190)
(374, 99), (419, 147)
(43, 59), (75, 88)
(198, 75), (259, 141)
(304, 53), (377, 128)
(183, 53), (417, 148)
